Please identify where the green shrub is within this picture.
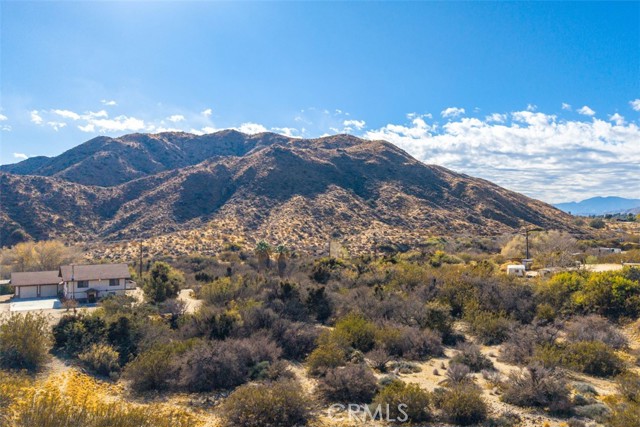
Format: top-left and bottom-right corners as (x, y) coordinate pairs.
(465, 310), (512, 345)
(564, 341), (625, 377)
(221, 379), (311, 427)
(608, 400), (640, 427)
(317, 364), (378, 403)
(0, 312), (50, 371)
(306, 340), (347, 377)
(419, 301), (454, 337)
(52, 313), (106, 356)
(332, 313), (377, 352)
(573, 271), (640, 319)
(615, 371), (640, 403)
(439, 385), (488, 426)
(371, 381), (430, 423)
(78, 343), (120, 377)
(535, 271), (585, 314)
(124, 340), (194, 392)
(143, 261), (184, 303)
(535, 340), (625, 377)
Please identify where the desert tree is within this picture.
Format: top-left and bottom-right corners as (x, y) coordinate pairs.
(255, 241), (272, 271)
(143, 262), (184, 303)
(275, 244), (289, 278)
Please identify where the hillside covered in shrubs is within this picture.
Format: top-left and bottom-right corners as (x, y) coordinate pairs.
(1, 239), (640, 427)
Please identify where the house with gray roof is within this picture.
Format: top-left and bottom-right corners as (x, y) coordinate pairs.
(10, 263), (134, 302)
(59, 263), (132, 302)
(10, 270), (62, 298)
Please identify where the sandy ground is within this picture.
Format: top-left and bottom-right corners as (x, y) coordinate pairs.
(178, 289), (203, 314)
(584, 263), (624, 272)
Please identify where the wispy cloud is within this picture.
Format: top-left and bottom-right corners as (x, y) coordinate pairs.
(167, 114), (185, 123)
(561, 103), (572, 111)
(30, 110), (43, 125)
(52, 109), (81, 120)
(201, 108), (213, 117)
(441, 107), (465, 118)
(343, 119), (366, 130)
(13, 153), (28, 160)
(366, 108), (640, 202)
(47, 122), (67, 131)
(236, 122), (268, 134)
(101, 99), (117, 106)
(631, 99), (640, 112)
(0, 114), (7, 121)
(578, 105), (596, 116)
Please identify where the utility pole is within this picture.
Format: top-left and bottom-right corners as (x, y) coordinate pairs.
(138, 241), (143, 282)
(525, 228), (530, 260)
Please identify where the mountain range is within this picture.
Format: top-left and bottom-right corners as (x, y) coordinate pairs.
(0, 131), (580, 253)
(554, 196), (640, 216)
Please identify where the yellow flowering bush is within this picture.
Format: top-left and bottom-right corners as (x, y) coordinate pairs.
(0, 370), (201, 427)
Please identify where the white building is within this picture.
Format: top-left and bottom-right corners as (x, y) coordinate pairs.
(506, 264), (526, 277)
(59, 263), (133, 302)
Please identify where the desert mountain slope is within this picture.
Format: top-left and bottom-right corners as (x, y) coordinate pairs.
(0, 132), (579, 250)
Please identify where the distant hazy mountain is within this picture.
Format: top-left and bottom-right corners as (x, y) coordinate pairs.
(555, 196), (640, 215)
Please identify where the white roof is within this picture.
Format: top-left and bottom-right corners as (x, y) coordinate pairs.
(507, 264), (526, 269)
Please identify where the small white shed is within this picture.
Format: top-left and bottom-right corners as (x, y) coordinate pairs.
(507, 264), (526, 277)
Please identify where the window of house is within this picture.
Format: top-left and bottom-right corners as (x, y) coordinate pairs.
(77, 280), (89, 288)
(109, 279), (119, 287)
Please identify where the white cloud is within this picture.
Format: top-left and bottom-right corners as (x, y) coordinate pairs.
(562, 103), (572, 111)
(578, 105), (596, 116)
(365, 110), (640, 202)
(101, 99), (117, 106)
(78, 124), (95, 132)
(201, 126), (217, 134)
(30, 110), (43, 125)
(167, 114), (185, 123)
(236, 122), (268, 134)
(272, 127), (300, 138)
(609, 113), (625, 126)
(441, 107), (465, 118)
(13, 153), (28, 160)
(343, 119), (366, 130)
(0, 114), (7, 121)
(526, 104), (537, 112)
(201, 108), (213, 117)
(485, 113), (506, 123)
(47, 122), (67, 131)
(90, 116), (146, 132)
(630, 99), (640, 112)
(52, 109), (81, 120)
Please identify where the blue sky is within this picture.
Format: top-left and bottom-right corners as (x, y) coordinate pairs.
(1, 1), (639, 203)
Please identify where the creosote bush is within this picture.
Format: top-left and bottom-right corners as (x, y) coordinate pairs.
(371, 381), (430, 423)
(78, 343), (120, 377)
(317, 364), (378, 403)
(222, 379), (311, 427)
(307, 336), (347, 377)
(0, 312), (50, 371)
(501, 364), (572, 414)
(450, 343), (494, 372)
(439, 385), (488, 426)
(535, 341), (625, 377)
